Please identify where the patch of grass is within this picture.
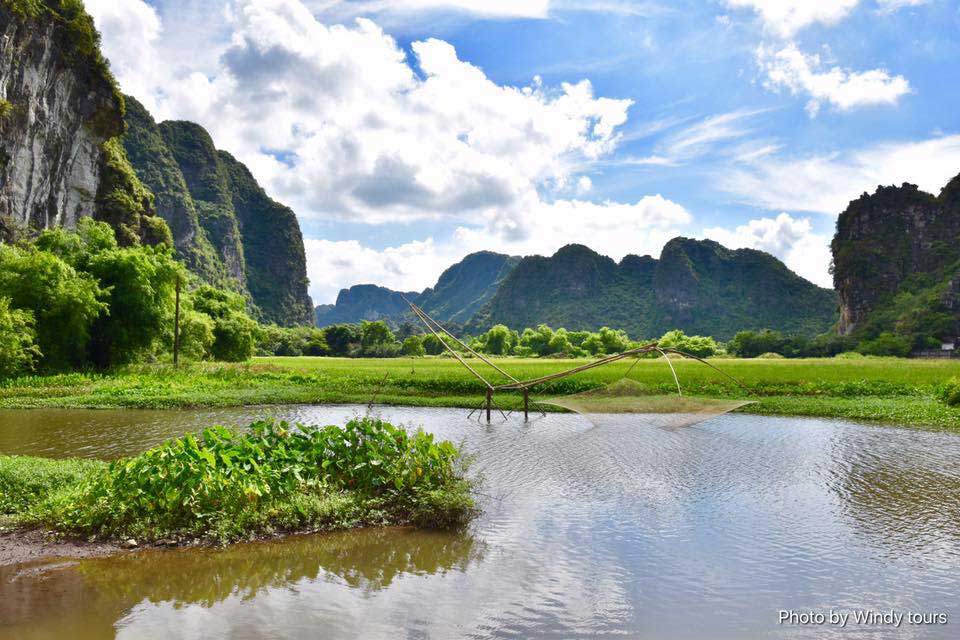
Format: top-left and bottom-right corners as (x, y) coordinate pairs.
(0, 455), (104, 514)
(16, 417), (475, 544)
(939, 377), (960, 407)
(0, 357), (958, 427)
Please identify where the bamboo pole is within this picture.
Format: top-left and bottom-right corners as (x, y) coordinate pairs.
(405, 298), (494, 390)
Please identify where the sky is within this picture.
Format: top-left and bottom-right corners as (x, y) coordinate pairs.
(84, 0), (960, 304)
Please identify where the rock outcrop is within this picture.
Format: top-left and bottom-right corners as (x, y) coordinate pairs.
(832, 177), (960, 340)
(0, 1), (167, 245)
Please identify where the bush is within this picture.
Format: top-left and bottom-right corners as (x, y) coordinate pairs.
(32, 418), (474, 541)
(939, 377), (960, 407)
(657, 330), (718, 358)
(0, 297), (41, 377)
(757, 352), (785, 359)
(401, 335), (426, 356)
(857, 332), (912, 357)
(210, 312), (258, 362)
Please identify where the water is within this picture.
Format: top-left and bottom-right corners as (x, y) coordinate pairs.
(2, 406), (959, 639)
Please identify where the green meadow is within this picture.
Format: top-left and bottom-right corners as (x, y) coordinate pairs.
(0, 355), (957, 428)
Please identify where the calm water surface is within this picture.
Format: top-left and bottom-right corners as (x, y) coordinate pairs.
(2, 405), (959, 639)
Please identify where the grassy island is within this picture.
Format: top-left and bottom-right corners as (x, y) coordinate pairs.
(0, 417), (475, 545)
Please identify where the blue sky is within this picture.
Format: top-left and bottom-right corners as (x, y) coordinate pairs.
(85, 0), (960, 303)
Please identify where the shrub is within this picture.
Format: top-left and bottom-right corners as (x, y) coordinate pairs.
(0, 297), (41, 377)
(401, 335), (426, 356)
(757, 352), (785, 359)
(939, 377), (960, 407)
(857, 332), (912, 358)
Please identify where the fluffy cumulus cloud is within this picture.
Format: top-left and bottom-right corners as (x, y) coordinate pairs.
(702, 213), (832, 287)
(306, 194), (690, 301)
(756, 42), (910, 116)
(88, 0), (706, 302)
(722, 135), (960, 215)
(725, 0), (859, 37)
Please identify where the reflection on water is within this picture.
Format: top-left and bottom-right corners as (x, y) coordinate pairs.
(1, 406), (960, 639)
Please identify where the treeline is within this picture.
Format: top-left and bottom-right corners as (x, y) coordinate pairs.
(0, 220), (260, 376)
(260, 322), (914, 360)
(258, 322), (721, 359)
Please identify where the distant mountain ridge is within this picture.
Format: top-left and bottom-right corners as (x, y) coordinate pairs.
(467, 239), (837, 340)
(315, 285), (420, 327)
(314, 251), (518, 328)
(315, 240), (839, 339)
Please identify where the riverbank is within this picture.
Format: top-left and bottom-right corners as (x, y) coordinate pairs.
(0, 356), (957, 427)
(0, 417), (476, 560)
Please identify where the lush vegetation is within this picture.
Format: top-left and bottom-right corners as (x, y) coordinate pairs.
(465, 240), (838, 340)
(0, 220), (261, 374)
(940, 377), (960, 407)
(832, 178), (960, 350)
(0, 357), (956, 427)
(3, 417), (474, 543)
(123, 113), (312, 326)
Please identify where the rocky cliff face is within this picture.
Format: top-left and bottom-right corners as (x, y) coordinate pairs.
(468, 239), (838, 340)
(0, 2), (166, 245)
(123, 105), (313, 325)
(832, 178), (960, 340)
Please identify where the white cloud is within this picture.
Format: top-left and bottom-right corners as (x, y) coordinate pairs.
(84, 0), (164, 111)
(307, 194), (691, 302)
(310, 0), (550, 21)
(722, 134), (960, 215)
(726, 0), (859, 36)
(876, 0), (931, 11)
(702, 213), (832, 287)
(757, 42), (910, 116)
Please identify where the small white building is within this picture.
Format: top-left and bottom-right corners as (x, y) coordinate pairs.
(942, 340), (956, 352)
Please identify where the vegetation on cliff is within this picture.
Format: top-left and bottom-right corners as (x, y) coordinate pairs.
(832, 176), (960, 348)
(121, 109), (312, 326)
(468, 240), (838, 339)
(3, 417), (475, 543)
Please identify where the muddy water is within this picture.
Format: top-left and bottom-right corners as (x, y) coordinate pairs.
(2, 406), (960, 639)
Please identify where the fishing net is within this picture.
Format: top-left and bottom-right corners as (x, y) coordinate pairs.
(540, 379), (754, 429)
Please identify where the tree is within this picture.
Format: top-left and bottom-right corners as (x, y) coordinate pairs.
(324, 324), (361, 356)
(422, 333), (445, 356)
(85, 244), (181, 366)
(210, 312), (258, 361)
(360, 321), (399, 356)
(178, 310), (215, 361)
(657, 330), (718, 359)
(0, 298), (41, 377)
(401, 335), (426, 356)
(857, 332), (911, 357)
(0, 245), (105, 370)
(478, 324), (516, 356)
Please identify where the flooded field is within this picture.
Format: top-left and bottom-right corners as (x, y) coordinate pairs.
(2, 406), (959, 638)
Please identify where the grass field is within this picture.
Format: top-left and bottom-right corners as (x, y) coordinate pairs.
(0, 355), (957, 427)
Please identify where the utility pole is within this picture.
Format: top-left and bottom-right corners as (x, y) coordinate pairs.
(173, 275), (181, 367)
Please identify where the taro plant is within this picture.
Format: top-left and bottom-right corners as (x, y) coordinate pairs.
(31, 417), (474, 541)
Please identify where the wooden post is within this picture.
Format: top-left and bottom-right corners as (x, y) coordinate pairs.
(523, 388), (529, 421)
(485, 389), (492, 422)
(173, 275), (181, 367)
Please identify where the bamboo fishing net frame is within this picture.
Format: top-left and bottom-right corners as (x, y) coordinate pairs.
(403, 299), (753, 422)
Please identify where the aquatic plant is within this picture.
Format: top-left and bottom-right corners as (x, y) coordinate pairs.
(28, 417), (474, 542)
